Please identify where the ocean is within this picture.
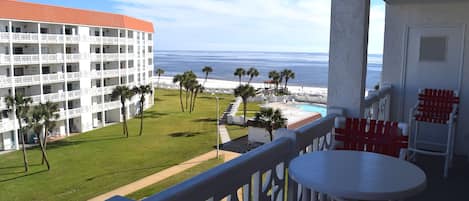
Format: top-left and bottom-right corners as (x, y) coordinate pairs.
(154, 50), (382, 89)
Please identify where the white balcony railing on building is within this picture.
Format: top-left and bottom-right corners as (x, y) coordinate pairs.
(65, 35), (80, 43)
(363, 84), (392, 121)
(0, 54), (9, 65)
(65, 53), (81, 62)
(104, 101), (121, 110)
(89, 36), (101, 44)
(13, 54), (40, 65)
(0, 32), (9, 42)
(0, 119), (15, 133)
(14, 75), (41, 86)
(41, 34), (64, 43)
(43, 92), (66, 102)
(103, 86), (115, 94)
(42, 73), (65, 84)
(67, 72), (81, 81)
(118, 114), (341, 201)
(67, 90), (81, 100)
(0, 97), (7, 110)
(119, 37), (127, 44)
(103, 69), (120, 78)
(67, 108), (82, 118)
(90, 53), (101, 61)
(102, 36), (119, 44)
(41, 54), (64, 64)
(103, 53), (119, 61)
(12, 33), (38, 43)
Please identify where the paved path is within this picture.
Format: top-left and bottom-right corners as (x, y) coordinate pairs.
(219, 125), (231, 144)
(89, 150), (240, 201)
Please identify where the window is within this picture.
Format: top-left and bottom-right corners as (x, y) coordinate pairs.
(95, 63), (101, 70)
(95, 48), (100, 53)
(94, 30), (100, 36)
(14, 27), (21, 33)
(66, 47), (72, 54)
(42, 66), (50, 74)
(40, 28), (48, 34)
(13, 47), (23, 55)
(148, 33), (152, 40)
(66, 64), (72, 72)
(419, 36), (447, 62)
(13, 68), (24, 76)
(65, 28), (72, 35)
(43, 85), (52, 94)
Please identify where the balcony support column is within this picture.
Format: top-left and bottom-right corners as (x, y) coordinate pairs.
(327, 0), (370, 118)
(38, 23), (44, 103)
(9, 20), (19, 150)
(63, 24), (70, 136)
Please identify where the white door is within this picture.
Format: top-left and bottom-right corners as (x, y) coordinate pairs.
(403, 26), (464, 147)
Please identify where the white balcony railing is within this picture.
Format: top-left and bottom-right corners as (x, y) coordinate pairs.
(42, 73), (65, 84)
(90, 53), (101, 61)
(0, 118), (15, 133)
(0, 32), (9, 42)
(363, 84), (392, 121)
(102, 36), (119, 44)
(41, 34), (64, 43)
(65, 35), (80, 43)
(119, 37), (127, 44)
(104, 101), (121, 110)
(0, 97), (7, 110)
(13, 54), (40, 65)
(43, 92), (66, 102)
(89, 36), (101, 44)
(65, 53), (81, 62)
(14, 74), (41, 86)
(67, 108), (82, 118)
(41, 53), (64, 64)
(127, 38), (135, 44)
(12, 32), (38, 43)
(103, 53), (119, 61)
(112, 114), (341, 201)
(103, 69), (120, 78)
(67, 72), (81, 81)
(103, 86), (115, 94)
(67, 90), (81, 100)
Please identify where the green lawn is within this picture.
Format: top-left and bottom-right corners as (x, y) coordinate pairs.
(236, 102), (261, 118)
(0, 89), (235, 201)
(126, 158), (223, 200)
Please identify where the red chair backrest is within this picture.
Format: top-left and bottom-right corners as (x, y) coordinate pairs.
(415, 88), (459, 124)
(335, 118), (408, 158)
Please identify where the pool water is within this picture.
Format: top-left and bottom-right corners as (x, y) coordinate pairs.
(295, 104), (327, 117)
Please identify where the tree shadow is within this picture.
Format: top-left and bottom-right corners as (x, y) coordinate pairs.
(162, 94), (177, 97)
(192, 118), (217, 123)
(198, 96), (227, 100)
(168, 132), (202, 137)
(0, 169), (48, 183)
(143, 111), (168, 119)
(153, 98), (164, 102)
(44, 136), (124, 151)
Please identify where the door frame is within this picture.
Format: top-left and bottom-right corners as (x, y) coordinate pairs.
(399, 24), (466, 120)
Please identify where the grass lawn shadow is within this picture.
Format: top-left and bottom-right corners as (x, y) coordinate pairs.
(143, 111), (168, 119)
(168, 132), (202, 137)
(0, 169), (48, 183)
(192, 118), (217, 123)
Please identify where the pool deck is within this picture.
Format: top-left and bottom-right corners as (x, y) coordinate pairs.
(262, 102), (322, 129)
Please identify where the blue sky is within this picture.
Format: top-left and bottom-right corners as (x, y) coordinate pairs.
(25, 0), (385, 53)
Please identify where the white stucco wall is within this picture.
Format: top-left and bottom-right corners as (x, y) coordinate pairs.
(382, 1), (469, 154)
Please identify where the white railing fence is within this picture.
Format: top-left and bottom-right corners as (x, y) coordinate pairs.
(363, 84), (392, 121)
(108, 112), (341, 201)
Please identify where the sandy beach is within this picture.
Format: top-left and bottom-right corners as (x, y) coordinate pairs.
(153, 76), (328, 97)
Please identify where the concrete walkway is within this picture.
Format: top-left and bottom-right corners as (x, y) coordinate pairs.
(89, 150), (240, 201)
(219, 125), (231, 144)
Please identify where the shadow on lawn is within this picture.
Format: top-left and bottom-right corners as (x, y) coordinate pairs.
(192, 118), (217, 123)
(168, 132), (202, 137)
(143, 111), (168, 119)
(198, 96), (227, 100)
(0, 169), (48, 183)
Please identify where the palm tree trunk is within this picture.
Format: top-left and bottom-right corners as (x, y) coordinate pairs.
(41, 125), (47, 165)
(17, 121), (28, 172)
(139, 98), (144, 136)
(248, 77), (253, 84)
(268, 131), (273, 142)
(37, 132), (50, 170)
(121, 100), (126, 136)
(284, 79), (288, 91)
(192, 92), (198, 112)
(185, 89), (189, 111)
(239, 76), (242, 85)
(179, 86), (184, 112)
(243, 101), (247, 127)
(189, 90), (194, 113)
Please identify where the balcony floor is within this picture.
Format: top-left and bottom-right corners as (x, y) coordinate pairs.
(409, 155), (468, 201)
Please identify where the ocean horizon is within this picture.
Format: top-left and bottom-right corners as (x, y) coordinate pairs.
(154, 50), (382, 89)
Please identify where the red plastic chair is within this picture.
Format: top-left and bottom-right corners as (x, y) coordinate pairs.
(409, 88), (459, 178)
(334, 118), (409, 159)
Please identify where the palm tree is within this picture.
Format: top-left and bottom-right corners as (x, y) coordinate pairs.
(234, 84), (256, 127)
(234, 68), (246, 85)
(191, 84), (204, 112)
(5, 94), (32, 172)
(187, 79), (199, 113)
(182, 71), (197, 111)
(132, 85), (152, 136)
(173, 74), (185, 112)
(112, 86), (134, 137)
(247, 67), (259, 84)
(253, 108), (286, 141)
(268, 70), (281, 94)
(28, 105), (51, 170)
(202, 66), (213, 86)
(155, 68), (165, 96)
(281, 69), (295, 92)
(40, 101), (59, 165)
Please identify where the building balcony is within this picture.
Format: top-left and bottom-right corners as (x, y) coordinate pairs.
(67, 108), (82, 118)
(67, 90), (82, 100)
(103, 101), (121, 110)
(11, 32), (39, 43)
(13, 74), (42, 87)
(0, 118), (15, 133)
(0, 32), (9, 43)
(102, 69), (120, 78)
(40, 34), (64, 44)
(89, 36), (119, 45)
(0, 53), (83, 65)
(67, 72), (81, 81)
(90, 53), (120, 62)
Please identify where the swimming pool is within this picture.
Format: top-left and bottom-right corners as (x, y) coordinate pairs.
(295, 104), (327, 117)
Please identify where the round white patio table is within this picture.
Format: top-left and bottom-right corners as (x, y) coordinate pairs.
(289, 150), (426, 201)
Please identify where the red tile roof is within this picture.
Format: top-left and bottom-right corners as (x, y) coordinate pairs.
(0, 0), (154, 32)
